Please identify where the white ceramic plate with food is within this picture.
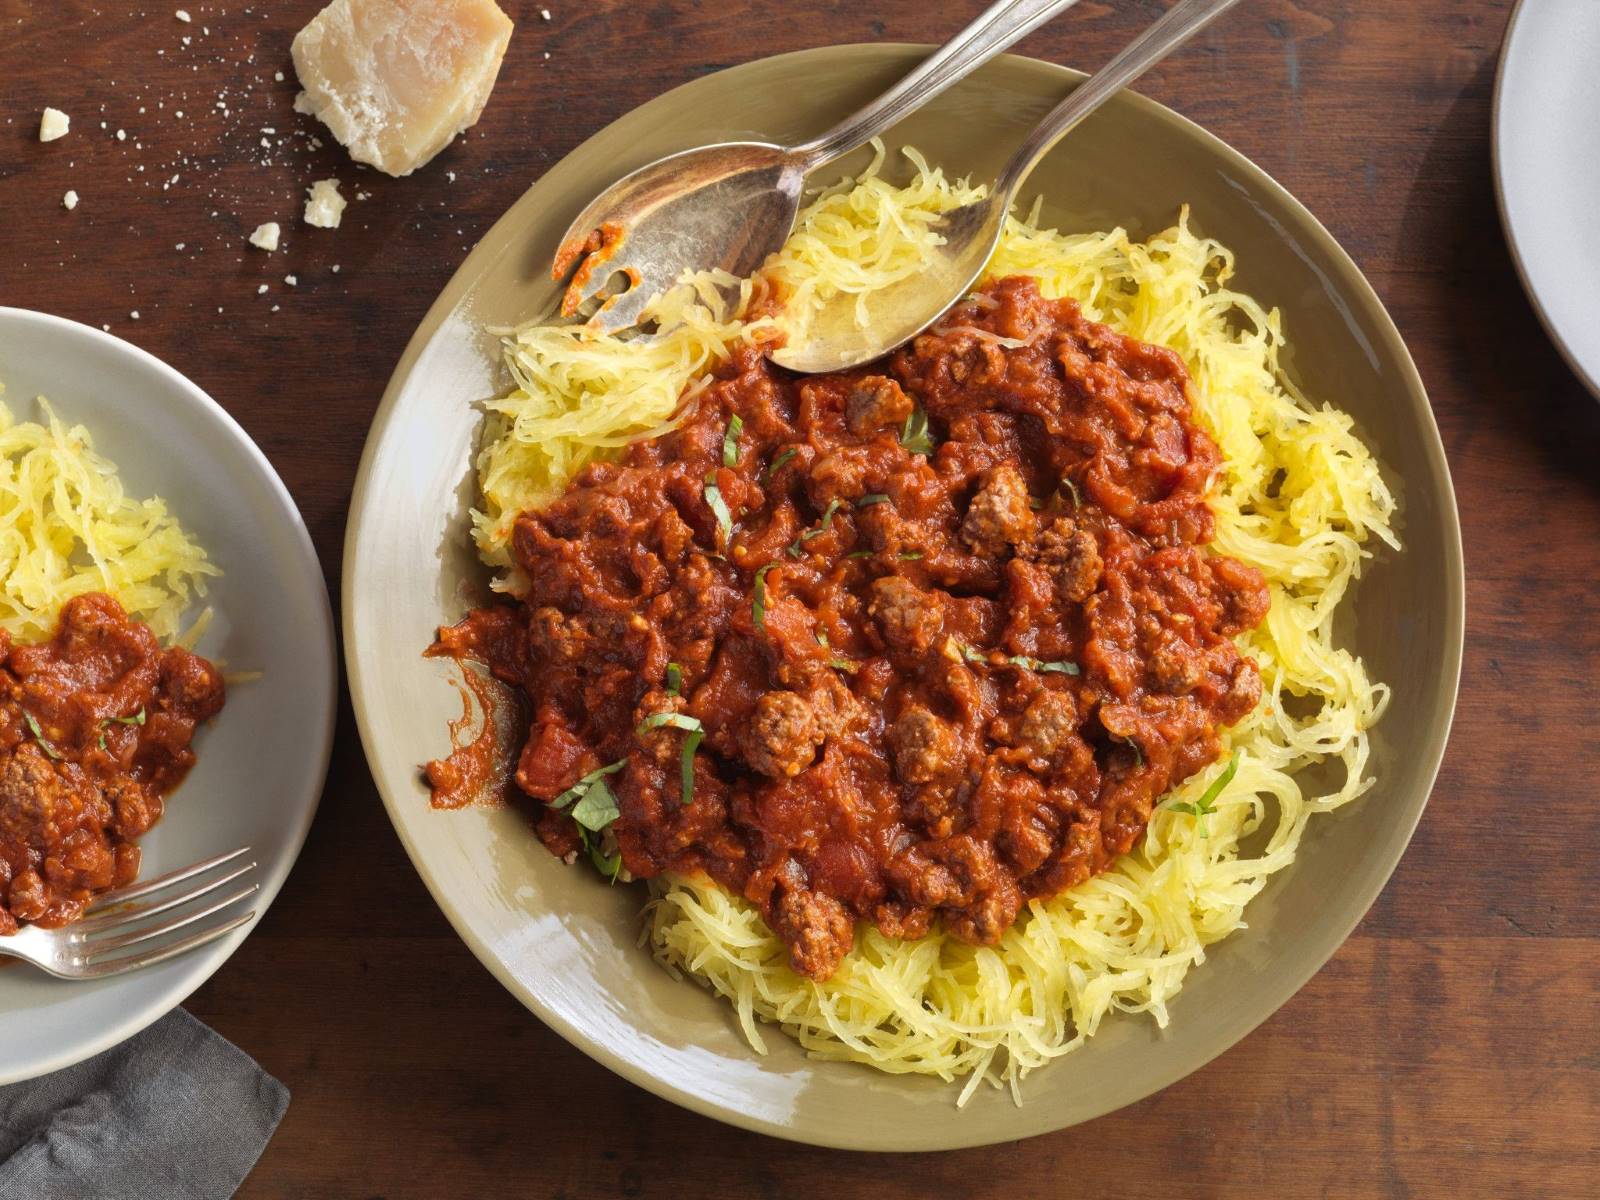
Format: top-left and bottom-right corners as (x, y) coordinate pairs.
(0, 309), (336, 1085)
(1494, 0), (1600, 398)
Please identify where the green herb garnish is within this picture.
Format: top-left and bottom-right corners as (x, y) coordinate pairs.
(679, 727), (703, 807)
(846, 550), (873, 560)
(635, 712), (705, 807)
(857, 493), (890, 508)
(752, 563), (776, 632)
(1007, 654), (1080, 676)
(723, 415), (743, 467)
(703, 471), (733, 543)
(108, 707), (147, 727)
(551, 759), (627, 810)
(900, 406), (933, 455)
(764, 447), (798, 482)
(1168, 751), (1240, 836)
(585, 834), (622, 883)
(23, 713), (61, 761)
(665, 663), (682, 697)
(788, 498), (844, 557)
(897, 550), (924, 561)
(569, 782), (621, 832)
(1062, 476), (1082, 510)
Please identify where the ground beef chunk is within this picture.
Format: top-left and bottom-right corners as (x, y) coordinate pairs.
(1018, 691), (1076, 761)
(741, 690), (823, 778)
(770, 881), (854, 979)
(1148, 631), (1204, 694)
(845, 375), (914, 437)
(1034, 517), (1102, 602)
(1219, 658), (1264, 724)
(0, 745), (66, 846)
(867, 576), (942, 653)
(961, 465), (1036, 554)
(1210, 555), (1272, 635)
(889, 706), (960, 784)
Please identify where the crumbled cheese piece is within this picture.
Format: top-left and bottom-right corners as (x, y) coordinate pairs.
(539, 7), (550, 18)
(291, 0), (513, 176)
(130, 311), (140, 320)
(116, 129), (126, 141)
(62, 190), (79, 210)
(257, 284), (269, 294)
(331, 264), (341, 273)
(176, 8), (191, 20)
(248, 222), (281, 251)
(39, 108), (70, 142)
(274, 70), (285, 81)
(302, 177), (346, 228)
(285, 274), (298, 286)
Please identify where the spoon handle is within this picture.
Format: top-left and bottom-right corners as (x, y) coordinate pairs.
(997, 0), (1245, 200)
(791, 0), (1087, 171)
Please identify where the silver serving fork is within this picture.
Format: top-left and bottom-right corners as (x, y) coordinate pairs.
(0, 847), (257, 979)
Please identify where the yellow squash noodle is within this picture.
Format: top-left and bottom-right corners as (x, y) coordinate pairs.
(0, 390), (217, 643)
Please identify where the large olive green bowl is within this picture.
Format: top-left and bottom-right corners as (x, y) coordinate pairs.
(343, 46), (1463, 1150)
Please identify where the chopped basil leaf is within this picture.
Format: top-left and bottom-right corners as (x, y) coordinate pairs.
(815, 630), (830, 649)
(752, 563), (776, 632)
(789, 498), (844, 557)
(680, 728), (703, 806)
(703, 472), (733, 543)
(636, 711), (704, 735)
(664, 663), (682, 697)
(723, 415), (743, 467)
(959, 643), (986, 664)
(581, 828), (622, 882)
(23, 713), (61, 760)
(569, 779), (621, 832)
(109, 707), (147, 726)
(764, 447), (798, 482)
(829, 658), (859, 673)
(846, 550), (873, 560)
(551, 758), (627, 810)
(1007, 654), (1080, 676)
(1168, 751), (1240, 836)
(857, 493), (890, 508)
(1062, 476), (1082, 510)
(900, 406), (933, 455)
(97, 734), (108, 752)
(897, 550), (924, 561)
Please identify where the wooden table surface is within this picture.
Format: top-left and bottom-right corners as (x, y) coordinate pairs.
(5, 0), (1598, 1195)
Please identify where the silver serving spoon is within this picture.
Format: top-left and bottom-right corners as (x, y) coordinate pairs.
(552, 0), (1088, 333)
(772, 0), (1244, 372)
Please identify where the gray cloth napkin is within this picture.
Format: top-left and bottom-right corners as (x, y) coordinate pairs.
(0, 1008), (288, 1200)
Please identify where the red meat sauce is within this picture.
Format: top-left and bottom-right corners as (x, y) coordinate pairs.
(0, 593), (225, 935)
(427, 276), (1270, 981)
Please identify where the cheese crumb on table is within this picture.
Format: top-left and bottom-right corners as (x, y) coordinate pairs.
(176, 9), (191, 21)
(303, 178), (346, 228)
(62, 191), (79, 211)
(39, 108), (70, 142)
(249, 222), (281, 251)
(291, 0), (513, 177)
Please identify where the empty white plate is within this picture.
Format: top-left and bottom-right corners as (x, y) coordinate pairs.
(1494, 0), (1600, 398)
(0, 309), (336, 1084)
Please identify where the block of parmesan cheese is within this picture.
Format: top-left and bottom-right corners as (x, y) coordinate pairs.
(292, 0), (513, 177)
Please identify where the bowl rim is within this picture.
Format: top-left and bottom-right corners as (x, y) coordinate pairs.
(1490, 0), (1600, 401)
(342, 45), (1465, 1149)
(0, 305), (338, 1084)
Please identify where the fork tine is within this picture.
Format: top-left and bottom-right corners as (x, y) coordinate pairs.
(560, 258), (636, 319)
(81, 846), (250, 914)
(78, 910), (255, 978)
(79, 883), (259, 958)
(71, 860), (256, 936)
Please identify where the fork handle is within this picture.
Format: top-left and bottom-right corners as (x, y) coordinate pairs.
(790, 0), (1088, 171)
(996, 0), (1244, 199)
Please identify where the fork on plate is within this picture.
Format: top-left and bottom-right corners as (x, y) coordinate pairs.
(0, 847), (257, 979)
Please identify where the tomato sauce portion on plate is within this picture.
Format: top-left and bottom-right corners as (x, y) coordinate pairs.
(430, 277), (1269, 980)
(0, 593), (225, 934)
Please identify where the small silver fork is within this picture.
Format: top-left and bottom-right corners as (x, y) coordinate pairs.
(0, 847), (257, 979)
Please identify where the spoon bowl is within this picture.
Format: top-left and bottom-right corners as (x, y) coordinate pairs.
(552, 142), (806, 334)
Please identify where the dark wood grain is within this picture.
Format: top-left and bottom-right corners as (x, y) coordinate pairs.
(4, 1), (1597, 1196)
